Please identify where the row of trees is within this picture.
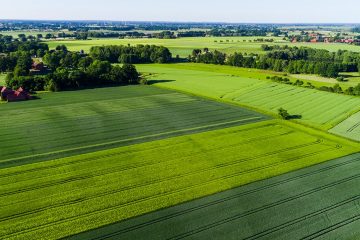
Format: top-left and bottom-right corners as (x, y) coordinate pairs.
(189, 46), (360, 78)
(89, 45), (172, 64)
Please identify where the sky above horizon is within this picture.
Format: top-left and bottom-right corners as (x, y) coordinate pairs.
(1, 0), (360, 23)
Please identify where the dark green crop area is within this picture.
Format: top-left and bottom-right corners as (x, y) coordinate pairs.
(0, 86), (268, 168)
(0, 120), (357, 239)
(69, 153), (360, 240)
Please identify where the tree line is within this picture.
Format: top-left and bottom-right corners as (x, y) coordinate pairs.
(189, 46), (360, 78)
(89, 45), (172, 64)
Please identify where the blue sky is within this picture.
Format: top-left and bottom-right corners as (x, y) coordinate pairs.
(1, 0), (360, 23)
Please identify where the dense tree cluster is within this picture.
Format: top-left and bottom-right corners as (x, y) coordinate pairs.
(188, 49), (226, 65)
(0, 38), (141, 92)
(6, 60), (139, 92)
(0, 34), (48, 53)
(190, 46), (360, 78)
(89, 45), (172, 64)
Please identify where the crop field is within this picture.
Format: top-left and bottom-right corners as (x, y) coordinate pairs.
(46, 37), (360, 57)
(0, 85), (269, 168)
(137, 63), (360, 130)
(0, 74), (5, 85)
(330, 111), (360, 141)
(0, 120), (358, 239)
(69, 153), (360, 240)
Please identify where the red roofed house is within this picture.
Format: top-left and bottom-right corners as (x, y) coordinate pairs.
(32, 62), (44, 71)
(0, 86), (31, 102)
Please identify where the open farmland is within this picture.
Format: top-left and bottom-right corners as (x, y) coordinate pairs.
(46, 37), (360, 58)
(0, 86), (269, 168)
(137, 63), (360, 130)
(0, 74), (5, 85)
(69, 153), (360, 240)
(0, 120), (358, 239)
(330, 111), (360, 141)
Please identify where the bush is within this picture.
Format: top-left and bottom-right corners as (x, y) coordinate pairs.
(278, 108), (290, 120)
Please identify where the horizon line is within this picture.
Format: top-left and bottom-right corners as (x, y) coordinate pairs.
(0, 19), (359, 25)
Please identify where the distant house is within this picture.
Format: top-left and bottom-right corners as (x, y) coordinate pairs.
(0, 86), (32, 102)
(310, 38), (318, 43)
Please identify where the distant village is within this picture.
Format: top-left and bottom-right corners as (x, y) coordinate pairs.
(290, 32), (360, 44)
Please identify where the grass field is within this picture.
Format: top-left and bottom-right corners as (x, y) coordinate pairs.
(330, 111), (360, 141)
(0, 74), (6, 85)
(69, 153), (360, 240)
(0, 120), (358, 239)
(0, 85), (268, 168)
(137, 63), (360, 130)
(46, 37), (360, 58)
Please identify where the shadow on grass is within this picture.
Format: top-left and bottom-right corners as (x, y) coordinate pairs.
(147, 80), (176, 85)
(288, 114), (302, 120)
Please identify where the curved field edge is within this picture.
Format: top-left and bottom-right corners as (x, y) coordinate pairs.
(67, 152), (360, 240)
(136, 63), (360, 134)
(0, 120), (358, 239)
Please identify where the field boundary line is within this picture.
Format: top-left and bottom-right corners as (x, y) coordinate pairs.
(0, 116), (263, 165)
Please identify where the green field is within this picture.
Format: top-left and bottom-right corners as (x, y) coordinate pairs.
(46, 37), (360, 58)
(137, 63), (360, 130)
(69, 153), (360, 240)
(0, 85), (269, 168)
(330, 111), (360, 141)
(0, 120), (358, 239)
(0, 74), (6, 85)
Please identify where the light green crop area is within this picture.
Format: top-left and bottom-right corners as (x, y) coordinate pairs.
(46, 37), (360, 57)
(138, 63), (360, 130)
(330, 111), (360, 141)
(0, 120), (358, 239)
(0, 74), (6, 86)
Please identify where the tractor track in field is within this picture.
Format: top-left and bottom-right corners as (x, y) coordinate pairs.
(0, 122), (279, 180)
(347, 122), (360, 133)
(162, 173), (360, 240)
(0, 138), (320, 199)
(0, 116), (264, 168)
(302, 214), (360, 240)
(2, 110), (255, 154)
(0, 145), (336, 238)
(1, 104), (249, 143)
(243, 195), (360, 240)
(67, 155), (360, 240)
(0, 128), (292, 185)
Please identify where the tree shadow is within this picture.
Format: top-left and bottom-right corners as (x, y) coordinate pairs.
(288, 114), (302, 120)
(147, 80), (176, 85)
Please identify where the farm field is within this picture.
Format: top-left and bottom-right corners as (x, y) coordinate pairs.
(69, 153), (360, 240)
(0, 120), (358, 239)
(0, 85), (269, 168)
(290, 72), (360, 88)
(330, 111), (360, 141)
(0, 74), (6, 85)
(137, 63), (360, 130)
(46, 37), (360, 57)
